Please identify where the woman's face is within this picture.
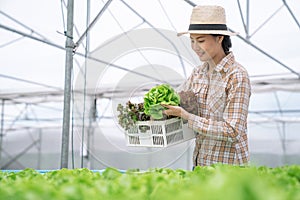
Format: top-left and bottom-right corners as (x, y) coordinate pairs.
(190, 34), (223, 63)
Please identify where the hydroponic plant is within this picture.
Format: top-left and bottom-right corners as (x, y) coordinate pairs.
(143, 84), (180, 119)
(0, 165), (300, 200)
(117, 84), (180, 131)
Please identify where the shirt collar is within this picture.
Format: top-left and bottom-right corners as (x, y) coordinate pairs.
(201, 62), (209, 73)
(215, 52), (234, 73)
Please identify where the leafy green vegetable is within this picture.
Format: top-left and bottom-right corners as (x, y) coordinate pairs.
(144, 84), (180, 119)
(0, 165), (300, 200)
(148, 104), (165, 120)
(117, 101), (150, 131)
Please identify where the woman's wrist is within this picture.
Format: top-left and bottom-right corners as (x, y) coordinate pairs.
(181, 109), (191, 120)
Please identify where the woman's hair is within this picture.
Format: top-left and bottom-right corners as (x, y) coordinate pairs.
(212, 34), (232, 54)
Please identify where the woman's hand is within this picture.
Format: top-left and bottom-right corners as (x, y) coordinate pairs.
(161, 104), (190, 120)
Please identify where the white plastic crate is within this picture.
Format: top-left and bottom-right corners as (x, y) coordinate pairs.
(125, 117), (196, 147)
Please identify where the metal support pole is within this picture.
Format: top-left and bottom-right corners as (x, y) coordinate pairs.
(232, 30), (300, 79)
(274, 92), (287, 164)
(282, 0), (300, 30)
(75, 0), (113, 49)
(87, 98), (97, 169)
(0, 99), (5, 161)
(37, 129), (42, 169)
(85, 0), (91, 165)
(246, 0), (250, 39)
(80, 0), (91, 169)
(61, 0), (74, 169)
(281, 122), (287, 164)
(183, 0), (196, 6)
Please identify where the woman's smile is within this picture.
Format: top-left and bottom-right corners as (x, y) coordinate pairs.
(196, 51), (205, 57)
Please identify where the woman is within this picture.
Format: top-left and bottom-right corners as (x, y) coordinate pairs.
(163, 5), (251, 166)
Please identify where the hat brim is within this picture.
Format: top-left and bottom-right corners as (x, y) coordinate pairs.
(177, 30), (238, 37)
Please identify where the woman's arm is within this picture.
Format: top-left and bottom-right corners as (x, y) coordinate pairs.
(163, 70), (251, 143)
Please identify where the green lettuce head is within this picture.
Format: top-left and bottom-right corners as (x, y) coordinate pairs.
(143, 84), (180, 119)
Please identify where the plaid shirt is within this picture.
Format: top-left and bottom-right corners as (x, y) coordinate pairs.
(179, 52), (251, 166)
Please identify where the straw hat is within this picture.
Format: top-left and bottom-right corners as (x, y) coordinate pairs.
(178, 5), (238, 36)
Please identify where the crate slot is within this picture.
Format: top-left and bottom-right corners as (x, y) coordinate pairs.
(152, 136), (164, 145)
(128, 126), (139, 134)
(165, 121), (182, 133)
(166, 131), (184, 144)
(128, 136), (140, 145)
(138, 125), (150, 133)
(151, 125), (163, 134)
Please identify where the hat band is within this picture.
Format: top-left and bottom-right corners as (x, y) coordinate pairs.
(188, 24), (228, 31)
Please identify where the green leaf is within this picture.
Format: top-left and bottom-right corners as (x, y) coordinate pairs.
(143, 84), (180, 118)
(149, 104), (164, 119)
